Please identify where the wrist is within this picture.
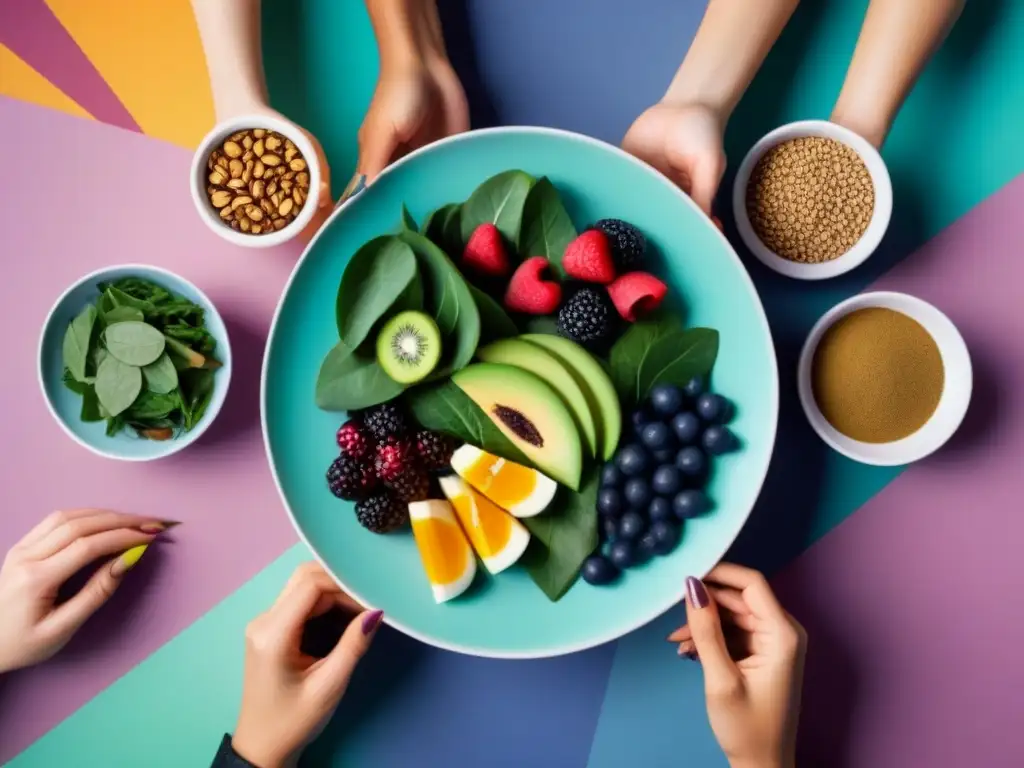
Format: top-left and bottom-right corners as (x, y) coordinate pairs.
(231, 732), (287, 768)
(661, 78), (731, 125)
(830, 101), (889, 149)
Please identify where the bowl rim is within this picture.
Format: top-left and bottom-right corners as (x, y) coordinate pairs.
(797, 290), (972, 466)
(260, 125), (780, 659)
(189, 113), (322, 249)
(37, 263), (233, 462)
(732, 119), (893, 281)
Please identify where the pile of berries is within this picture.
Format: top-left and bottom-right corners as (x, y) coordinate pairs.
(326, 402), (457, 534)
(581, 376), (739, 586)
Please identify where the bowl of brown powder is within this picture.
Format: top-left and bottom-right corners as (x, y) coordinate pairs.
(732, 120), (892, 280)
(797, 291), (972, 466)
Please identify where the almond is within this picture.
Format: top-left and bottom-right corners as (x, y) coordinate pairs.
(254, 139), (264, 157)
(209, 170), (226, 185)
(273, 218), (288, 230)
(278, 198), (294, 217)
(266, 135), (281, 151)
(226, 179), (246, 190)
(231, 195), (252, 210)
(224, 141), (242, 158)
(211, 190), (232, 208)
(254, 160), (265, 178)
(252, 180), (265, 198)
(263, 153), (282, 167)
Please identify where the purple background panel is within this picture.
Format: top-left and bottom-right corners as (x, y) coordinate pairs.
(0, 97), (299, 761)
(0, 0), (140, 132)
(775, 171), (1024, 768)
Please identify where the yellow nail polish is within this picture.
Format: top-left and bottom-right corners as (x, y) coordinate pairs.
(111, 544), (149, 577)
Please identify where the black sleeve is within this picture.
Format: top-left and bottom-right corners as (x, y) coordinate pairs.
(210, 734), (261, 768)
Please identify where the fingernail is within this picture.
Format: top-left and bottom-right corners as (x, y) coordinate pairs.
(361, 609), (384, 636)
(340, 173), (366, 203)
(686, 576), (709, 609)
(110, 544), (149, 578)
(139, 520), (181, 534)
(684, 650), (700, 662)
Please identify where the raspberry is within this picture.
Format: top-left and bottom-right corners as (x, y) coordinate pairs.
(387, 466), (431, 502)
(373, 436), (414, 482)
(326, 455), (376, 501)
(414, 431), (457, 471)
(557, 287), (617, 350)
(335, 419), (369, 460)
(355, 491), (408, 533)
(362, 402), (410, 443)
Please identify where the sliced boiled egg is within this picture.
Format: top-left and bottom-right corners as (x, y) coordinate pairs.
(409, 499), (476, 603)
(438, 475), (530, 575)
(450, 445), (558, 518)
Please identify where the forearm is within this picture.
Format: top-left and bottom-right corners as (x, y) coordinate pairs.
(191, 0), (267, 120)
(832, 0), (965, 147)
(664, 0), (800, 120)
(365, 0), (445, 70)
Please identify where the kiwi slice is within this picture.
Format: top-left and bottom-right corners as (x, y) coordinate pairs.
(376, 310), (442, 384)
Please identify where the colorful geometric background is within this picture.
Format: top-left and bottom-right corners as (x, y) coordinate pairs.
(1, 1), (1022, 765)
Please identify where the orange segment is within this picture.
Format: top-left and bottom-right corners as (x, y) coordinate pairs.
(411, 515), (469, 586)
(461, 453), (537, 509)
(450, 490), (512, 559)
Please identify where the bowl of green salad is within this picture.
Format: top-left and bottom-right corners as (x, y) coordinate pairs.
(38, 264), (232, 461)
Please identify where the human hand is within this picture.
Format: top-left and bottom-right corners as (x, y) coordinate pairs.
(231, 562), (382, 768)
(0, 509), (165, 673)
(622, 102), (726, 217)
(669, 564), (806, 768)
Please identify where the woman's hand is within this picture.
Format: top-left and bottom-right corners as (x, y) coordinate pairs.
(622, 101), (726, 216)
(231, 562), (382, 768)
(0, 509), (164, 673)
(669, 564), (807, 768)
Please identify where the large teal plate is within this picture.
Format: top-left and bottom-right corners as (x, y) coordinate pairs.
(262, 128), (778, 658)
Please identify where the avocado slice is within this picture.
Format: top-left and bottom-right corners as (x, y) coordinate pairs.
(452, 363), (583, 490)
(521, 334), (622, 461)
(477, 339), (598, 457)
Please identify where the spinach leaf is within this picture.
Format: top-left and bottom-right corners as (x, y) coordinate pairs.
(460, 170), (534, 248)
(102, 286), (154, 314)
(423, 203), (458, 245)
(126, 391), (178, 421)
(404, 381), (531, 466)
(179, 369), (216, 430)
(89, 347), (107, 378)
(636, 328), (720, 403)
(62, 368), (90, 395)
(164, 334), (206, 368)
(104, 321), (166, 366)
(520, 467), (599, 601)
(396, 231), (480, 377)
(519, 177), (577, 274)
(315, 342), (406, 412)
(95, 356), (143, 417)
(400, 204), (418, 233)
(441, 205), (463, 256)
(164, 323), (216, 355)
(105, 413), (126, 437)
(608, 315), (682, 406)
(103, 306), (145, 325)
(80, 386), (103, 422)
(62, 304), (97, 382)
(469, 285), (518, 344)
(335, 236), (419, 349)
(142, 353), (178, 394)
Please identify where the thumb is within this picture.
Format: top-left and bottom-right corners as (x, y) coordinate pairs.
(685, 576), (741, 695)
(315, 609), (383, 699)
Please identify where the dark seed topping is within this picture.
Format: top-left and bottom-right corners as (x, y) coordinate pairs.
(492, 405), (544, 447)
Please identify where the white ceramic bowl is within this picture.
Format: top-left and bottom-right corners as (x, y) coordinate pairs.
(190, 114), (321, 248)
(732, 119), (893, 280)
(798, 291), (971, 466)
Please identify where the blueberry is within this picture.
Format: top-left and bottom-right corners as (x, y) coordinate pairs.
(624, 478), (653, 510)
(648, 496), (673, 522)
(673, 489), (709, 520)
(670, 412), (701, 444)
(649, 384), (684, 416)
(640, 422), (675, 452)
(601, 516), (619, 543)
(702, 425), (739, 455)
(651, 465), (682, 497)
(649, 520), (681, 555)
(629, 408), (652, 436)
(683, 376), (704, 398)
(637, 530), (659, 560)
(597, 487), (624, 518)
(653, 448), (676, 463)
(675, 446), (707, 476)
(618, 511), (646, 541)
(582, 554), (619, 585)
(609, 540), (637, 570)
(600, 463), (623, 489)
(696, 393), (730, 424)
(615, 444), (651, 476)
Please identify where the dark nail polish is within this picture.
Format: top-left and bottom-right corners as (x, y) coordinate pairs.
(686, 576), (709, 608)
(684, 650), (700, 662)
(361, 609), (384, 636)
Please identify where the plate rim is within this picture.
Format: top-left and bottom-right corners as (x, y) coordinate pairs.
(260, 125), (780, 659)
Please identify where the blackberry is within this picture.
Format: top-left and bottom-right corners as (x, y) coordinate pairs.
(415, 430), (457, 471)
(355, 490), (408, 533)
(387, 466), (431, 502)
(326, 455), (376, 501)
(594, 219), (646, 271)
(335, 419), (369, 460)
(557, 287), (616, 349)
(362, 402), (410, 443)
(373, 436), (414, 482)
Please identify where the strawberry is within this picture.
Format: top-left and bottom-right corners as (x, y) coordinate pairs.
(504, 256), (562, 315)
(562, 230), (616, 284)
(607, 272), (668, 322)
(463, 223), (511, 277)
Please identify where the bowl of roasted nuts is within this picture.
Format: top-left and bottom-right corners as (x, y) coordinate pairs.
(190, 114), (321, 247)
